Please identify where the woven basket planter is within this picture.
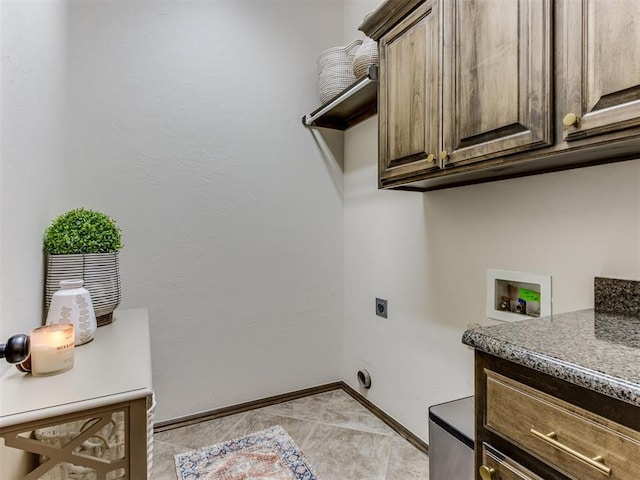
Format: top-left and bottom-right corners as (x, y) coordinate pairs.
(45, 253), (121, 327)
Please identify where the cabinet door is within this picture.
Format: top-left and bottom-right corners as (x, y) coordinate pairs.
(378, 0), (440, 187)
(442, 0), (552, 168)
(562, 0), (640, 141)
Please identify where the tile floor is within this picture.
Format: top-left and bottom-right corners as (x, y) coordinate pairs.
(151, 389), (430, 479)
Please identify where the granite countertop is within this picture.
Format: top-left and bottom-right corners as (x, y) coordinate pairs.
(462, 308), (640, 408)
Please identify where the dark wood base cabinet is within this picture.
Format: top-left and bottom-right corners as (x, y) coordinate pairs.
(474, 351), (640, 480)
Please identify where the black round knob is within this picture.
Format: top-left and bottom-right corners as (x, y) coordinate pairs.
(0, 334), (30, 364)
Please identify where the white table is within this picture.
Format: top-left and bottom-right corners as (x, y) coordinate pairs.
(0, 308), (153, 480)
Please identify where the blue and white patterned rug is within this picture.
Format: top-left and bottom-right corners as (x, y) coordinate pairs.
(174, 425), (320, 480)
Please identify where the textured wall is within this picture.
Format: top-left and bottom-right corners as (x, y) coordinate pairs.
(0, 1), (69, 475)
(65, 1), (345, 422)
(0, 0), (69, 349)
(343, 116), (640, 442)
(342, 0), (640, 443)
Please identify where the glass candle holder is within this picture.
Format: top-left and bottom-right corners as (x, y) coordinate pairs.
(30, 323), (75, 376)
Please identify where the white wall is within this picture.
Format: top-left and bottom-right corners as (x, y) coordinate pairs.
(342, 1), (640, 443)
(0, 0), (68, 346)
(64, 0), (345, 422)
(344, 123), (640, 443)
(0, 0), (69, 475)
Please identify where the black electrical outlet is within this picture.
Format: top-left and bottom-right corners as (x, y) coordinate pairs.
(375, 298), (388, 318)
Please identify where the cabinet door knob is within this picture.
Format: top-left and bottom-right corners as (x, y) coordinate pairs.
(439, 150), (449, 161)
(563, 113), (579, 126)
(479, 465), (496, 480)
(426, 154), (435, 164)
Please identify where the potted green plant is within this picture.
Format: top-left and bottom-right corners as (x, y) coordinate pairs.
(44, 208), (123, 326)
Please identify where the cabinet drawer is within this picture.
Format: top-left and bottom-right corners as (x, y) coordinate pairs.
(481, 443), (543, 480)
(485, 370), (640, 480)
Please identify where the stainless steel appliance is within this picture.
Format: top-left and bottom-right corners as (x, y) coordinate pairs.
(428, 396), (474, 480)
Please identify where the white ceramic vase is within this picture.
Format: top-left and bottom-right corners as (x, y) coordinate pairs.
(46, 279), (97, 346)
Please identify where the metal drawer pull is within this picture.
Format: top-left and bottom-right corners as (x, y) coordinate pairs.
(530, 429), (611, 476)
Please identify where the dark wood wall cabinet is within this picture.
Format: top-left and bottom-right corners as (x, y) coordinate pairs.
(360, 0), (640, 191)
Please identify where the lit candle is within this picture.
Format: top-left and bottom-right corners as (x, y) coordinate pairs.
(30, 324), (75, 376)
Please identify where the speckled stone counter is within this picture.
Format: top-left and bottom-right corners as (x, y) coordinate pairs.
(462, 308), (640, 408)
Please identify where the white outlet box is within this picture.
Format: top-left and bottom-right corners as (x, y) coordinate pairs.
(487, 269), (551, 322)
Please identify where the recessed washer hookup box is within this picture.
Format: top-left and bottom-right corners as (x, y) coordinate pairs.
(487, 269), (552, 322)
